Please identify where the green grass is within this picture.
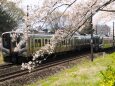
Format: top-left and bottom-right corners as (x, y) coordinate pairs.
(27, 52), (115, 86)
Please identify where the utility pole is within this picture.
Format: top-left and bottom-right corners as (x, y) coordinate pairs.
(96, 25), (97, 35)
(25, 5), (29, 57)
(113, 21), (114, 49)
(91, 12), (94, 62)
(24, 5), (29, 40)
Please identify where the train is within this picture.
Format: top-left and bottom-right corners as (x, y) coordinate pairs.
(1, 31), (114, 63)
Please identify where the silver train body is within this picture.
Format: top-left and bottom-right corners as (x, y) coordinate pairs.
(1, 31), (113, 63)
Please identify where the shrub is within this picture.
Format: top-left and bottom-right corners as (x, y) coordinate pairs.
(100, 65), (115, 86)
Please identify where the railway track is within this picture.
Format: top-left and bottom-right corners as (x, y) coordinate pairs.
(0, 52), (103, 82)
(0, 51), (104, 82)
(0, 63), (13, 70)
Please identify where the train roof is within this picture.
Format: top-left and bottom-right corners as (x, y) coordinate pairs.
(2, 31), (23, 35)
(29, 33), (53, 37)
(1, 31), (101, 39)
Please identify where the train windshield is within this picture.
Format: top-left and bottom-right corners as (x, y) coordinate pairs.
(2, 33), (11, 49)
(2, 32), (23, 49)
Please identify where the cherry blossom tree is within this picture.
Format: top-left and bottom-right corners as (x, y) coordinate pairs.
(10, 0), (115, 71)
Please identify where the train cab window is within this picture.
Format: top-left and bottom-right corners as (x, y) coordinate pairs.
(2, 33), (11, 49)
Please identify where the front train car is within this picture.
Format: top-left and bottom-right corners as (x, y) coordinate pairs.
(1, 31), (26, 63)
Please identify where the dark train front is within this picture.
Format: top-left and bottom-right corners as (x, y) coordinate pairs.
(2, 31), (27, 63)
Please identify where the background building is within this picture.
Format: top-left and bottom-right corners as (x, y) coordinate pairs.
(95, 24), (111, 36)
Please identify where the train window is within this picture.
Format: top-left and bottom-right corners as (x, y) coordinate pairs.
(85, 39), (87, 44)
(37, 39), (41, 47)
(67, 39), (70, 45)
(49, 39), (50, 44)
(88, 39), (89, 43)
(75, 38), (78, 45)
(70, 39), (73, 46)
(64, 40), (66, 45)
(88, 39), (90, 43)
(93, 38), (96, 44)
(78, 39), (80, 45)
(87, 39), (89, 44)
(35, 39), (37, 47)
(71, 39), (73, 46)
(62, 41), (64, 45)
(66, 39), (68, 45)
(82, 38), (84, 45)
(86, 39), (88, 44)
(65, 40), (67, 45)
(69, 39), (71, 45)
(66, 39), (69, 45)
(79, 39), (81, 45)
(45, 39), (48, 44)
(42, 39), (44, 46)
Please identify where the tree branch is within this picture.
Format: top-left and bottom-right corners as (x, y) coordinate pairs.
(100, 9), (115, 12)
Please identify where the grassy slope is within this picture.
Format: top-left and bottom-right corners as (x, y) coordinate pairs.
(0, 52), (4, 64)
(27, 53), (115, 86)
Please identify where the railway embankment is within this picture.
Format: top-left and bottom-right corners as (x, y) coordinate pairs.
(0, 52), (3, 64)
(0, 51), (102, 86)
(0, 40), (4, 64)
(27, 52), (115, 86)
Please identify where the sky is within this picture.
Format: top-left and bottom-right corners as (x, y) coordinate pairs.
(8, 0), (43, 12)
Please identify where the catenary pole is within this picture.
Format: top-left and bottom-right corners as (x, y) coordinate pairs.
(91, 12), (94, 62)
(25, 5), (29, 57)
(113, 21), (114, 48)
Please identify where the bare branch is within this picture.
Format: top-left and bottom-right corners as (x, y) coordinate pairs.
(100, 9), (115, 12)
(40, 0), (77, 30)
(68, 0), (115, 37)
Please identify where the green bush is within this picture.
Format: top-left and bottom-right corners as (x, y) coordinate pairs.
(100, 65), (115, 86)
